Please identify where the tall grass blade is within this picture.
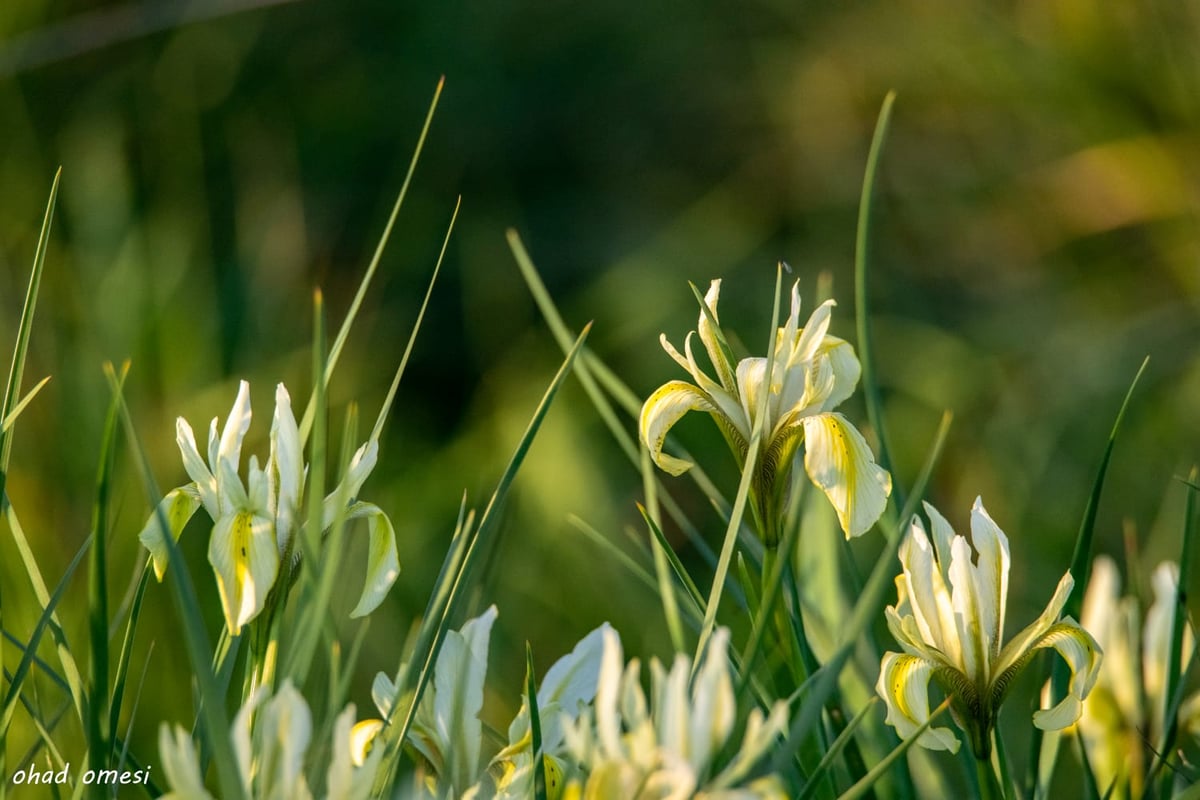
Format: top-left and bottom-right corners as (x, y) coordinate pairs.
(507, 229), (719, 568)
(0, 534), (90, 734)
(86, 362), (127, 791)
(1028, 356), (1148, 796)
(773, 410), (952, 772)
(836, 699), (950, 800)
(0, 170), (60, 799)
(693, 266), (784, 674)
(1144, 468), (1197, 797)
(373, 324), (591, 794)
(1, 375), (51, 433)
(300, 77), (444, 443)
(797, 698), (879, 800)
(854, 91), (897, 495)
(107, 565), (150, 765)
(640, 450), (685, 651)
(371, 197), (458, 443)
(106, 367), (247, 800)
(525, 644), (549, 800)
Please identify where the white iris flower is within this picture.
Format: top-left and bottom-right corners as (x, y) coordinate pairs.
(1076, 557), (1200, 798)
(639, 279), (891, 543)
(138, 380), (400, 636)
(158, 680), (382, 800)
(561, 627), (789, 799)
(878, 498), (1102, 758)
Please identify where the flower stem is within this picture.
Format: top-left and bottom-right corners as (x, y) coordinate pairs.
(975, 755), (999, 800)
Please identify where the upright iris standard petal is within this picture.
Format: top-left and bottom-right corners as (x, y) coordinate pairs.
(270, 383), (304, 547)
(800, 412), (892, 539)
(879, 499), (1103, 759)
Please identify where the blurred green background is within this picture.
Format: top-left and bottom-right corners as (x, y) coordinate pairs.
(2, 0), (1199, 791)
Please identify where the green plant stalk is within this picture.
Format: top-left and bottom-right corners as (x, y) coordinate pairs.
(1027, 357), (1148, 797)
(107, 564), (151, 765)
(108, 367), (247, 800)
(526, 644), (549, 800)
(692, 266), (784, 675)
(772, 410), (952, 775)
(976, 755), (999, 800)
(0, 170), (61, 800)
(372, 325), (590, 795)
(85, 363), (127, 794)
(299, 78), (444, 444)
(854, 91), (898, 501)
(641, 447), (686, 653)
(837, 699), (951, 800)
(1146, 467), (1197, 798)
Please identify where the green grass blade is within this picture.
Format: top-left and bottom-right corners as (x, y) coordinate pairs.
(370, 196), (458, 443)
(1, 168), (59, 472)
(300, 77), (444, 444)
(107, 564), (150, 764)
(639, 449), (685, 652)
(693, 266), (784, 674)
(106, 368), (247, 800)
(854, 91), (898, 495)
(507, 229), (719, 568)
(1144, 469), (1198, 796)
(374, 325), (591, 795)
(837, 699), (950, 800)
(86, 362), (126, 789)
(1, 503), (88, 721)
(1028, 356), (1148, 796)
(0, 170), (60, 800)
(797, 698), (879, 800)
(773, 410), (952, 773)
(638, 504), (707, 618)
(0, 533), (90, 733)
(1, 375), (51, 434)
(526, 643), (549, 800)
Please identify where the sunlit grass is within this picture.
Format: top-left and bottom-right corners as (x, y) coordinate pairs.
(0, 73), (1197, 800)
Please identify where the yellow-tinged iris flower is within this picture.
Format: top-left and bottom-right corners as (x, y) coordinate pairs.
(878, 498), (1102, 758)
(158, 680), (382, 799)
(639, 279), (891, 542)
(138, 380), (400, 636)
(1076, 557), (1200, 799)
(560, 627), (789, 799)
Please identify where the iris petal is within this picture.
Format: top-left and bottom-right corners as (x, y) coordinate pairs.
(639, 380), (718, 476)
(800, 412), (892, 538)
(876, 652), (960, 753)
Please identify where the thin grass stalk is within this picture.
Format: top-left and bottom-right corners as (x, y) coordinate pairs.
(107, 366), (247, 800)
(1027, 357), (1148, 797)
(837, 698), (951, 800)
(692, 266), (784, 674)
(525, 644), (549, 800)
(299, 78), (444, 443)
(85, 363), (127, 794)
(772, 410), (952, 774)
(372, 326), (590, 795)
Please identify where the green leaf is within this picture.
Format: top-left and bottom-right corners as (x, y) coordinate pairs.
(372, 325), (591, 795)
(299, 77), (445, 444)
(106, 367), (247, 800)
(837, 698), (950, 800)
(86, 362), (127, 790)
(854, 91), (898, 498)
(526, 643), (548, 800)
(1028, 356), (1148, 795)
